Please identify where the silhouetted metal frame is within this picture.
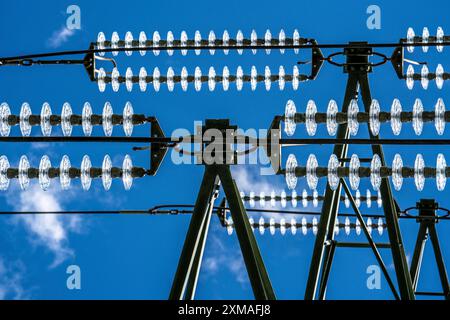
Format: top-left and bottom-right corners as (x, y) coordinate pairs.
(340, 179), (400, 300)
(410, 221), (428, 292)
(184, 177), (220, 300)
(304, 63), (355, 300)
(410, 200), (450, 300)
(169, 165), (275, 300)
(304, 43), (415, 300)
(169, 166), (218, 300)
(358, 71), (415, 300)
(317, 240), (336, 300)
(365, 55), (414, 297)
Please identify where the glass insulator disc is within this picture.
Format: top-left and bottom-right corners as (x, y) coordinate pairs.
(40, 102), (52, 137)
(328, 154), (339, 191)
(306, 100), (317, 136)
(284, 99), (296, 137)
(285, 154), (298, 190)
(39, 155), (51, 191)
(81, 155), (92, 191)
(414, 154), (425, 191)
(349, 154), (360, 190)
(102, 102), (113, 137)
(370, 154), (382, 191)
(412, 98), (424, 136)
(61, 102), (73, 137)
(326, 99), (338, 136)
(18, 155), (30, 190)
(123, 102), (134, 137)
(59, 155), (71, 190)
(306, 154), (318, 190)
(82, 102), (92, 137)
(102, 154), (112, 191)
(20, 102), (32, 137)
(390, 98), (402, 135)
(0, 155), (10, 191)
(347, 99), (359, 136)
(122, 155), (133, 190)
(436, 153), (447, 191)
(369, 99), (380, 136)
(392, 154), (403, 191)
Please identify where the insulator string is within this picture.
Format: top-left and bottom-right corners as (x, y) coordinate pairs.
(225, 216), (387, 237)
(0, 154), (144, 191)
(96, 29), (309, 57)
(283, 98), (448, 137)
(0, 102), (149, 137)
(240, 188), (383, 209)
(284, 153), (448, 192)
(97, 65), (308, 93)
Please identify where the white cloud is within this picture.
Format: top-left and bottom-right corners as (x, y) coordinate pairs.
(201, 167), (279, 287)
(232, 166), (275, 195)
(202, 234), (247, 285)
(8, 185), (81, 268)
(47, 26), (75, 48)
(0, 258), (27, 300)
(202, 167), (315, 290)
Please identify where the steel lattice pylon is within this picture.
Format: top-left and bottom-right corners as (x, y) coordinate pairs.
(0, 28), (449, 300)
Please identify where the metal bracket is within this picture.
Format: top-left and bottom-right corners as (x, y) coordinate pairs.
(344, 42), (373, 74)
(216, 198), (227, 227)
(390, 45), (404, 79)
(83, 43), (96, 81)
(149, 119), (168, 176)
(416, 199), (439, 219)
(310, 40), (325, 80)
(266, 116), (282, 174)
(200, 119), (238, 165)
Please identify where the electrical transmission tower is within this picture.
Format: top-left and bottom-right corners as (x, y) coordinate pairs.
(0, 26), (449, 300)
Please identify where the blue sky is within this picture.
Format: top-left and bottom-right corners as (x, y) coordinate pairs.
(0, 0), (449, 299)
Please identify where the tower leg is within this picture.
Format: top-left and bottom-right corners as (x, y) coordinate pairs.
(218, 165), (276, 300)
(359, 73), (415, 299)
(304, 74), (357, 300)
(169, 166), (218, 300)
(170, 165), (275, 300)
(409, 223), (428, 291)
(184, 177), (221, 299)
(428, 224), (450, 299)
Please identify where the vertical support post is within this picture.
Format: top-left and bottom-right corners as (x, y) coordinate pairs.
(169, 166), (218, 300)
(411, 200), (450, 300)
(184, 177), (221, 300)
(218, 165), (276, 300)
(304, 74), (357, 300)
(409, 223), (428, 291)
(318, 241), (337, 300)
(428, 224), (450, 300)
(359, 73), (415, 300)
